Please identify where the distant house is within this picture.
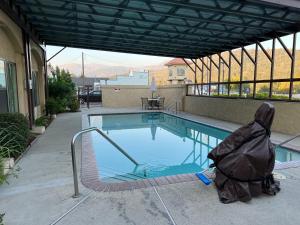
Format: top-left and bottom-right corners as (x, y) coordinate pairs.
(107, 71), (149, 85)
(71, 71), (149, 90)
(71, 77), (109, 91)
(165, 58), (192, 85)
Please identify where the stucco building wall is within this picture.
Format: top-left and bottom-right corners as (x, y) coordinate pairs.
(102, 84), (300, 134)
(102, 85), (185, 110)
(184, 96), (300, 135)
(0, 9), (45, 120)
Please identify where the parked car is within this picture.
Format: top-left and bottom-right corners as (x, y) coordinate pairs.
(79, 90), (102, 103)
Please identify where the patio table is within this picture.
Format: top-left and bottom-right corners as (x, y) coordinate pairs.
(147, 98), (159, 110)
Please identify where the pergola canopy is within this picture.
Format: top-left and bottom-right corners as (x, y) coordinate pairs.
(12, 0), (300, 58)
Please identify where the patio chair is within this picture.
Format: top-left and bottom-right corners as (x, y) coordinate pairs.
(153, 97), (164, 110)
(158, 97), (165, 110)
(141, 97), (149, 110)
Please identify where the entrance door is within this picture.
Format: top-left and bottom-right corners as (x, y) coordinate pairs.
(0, 61), (8, 113)
(0, 60), (19, 113)
(6, 63), (19, 112)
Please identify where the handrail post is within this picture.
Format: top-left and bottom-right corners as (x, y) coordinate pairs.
(70, 127), (139, 198)
(71, 134), (80, 198)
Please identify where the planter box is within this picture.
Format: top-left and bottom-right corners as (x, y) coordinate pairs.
(3, 158), (14, 175)
(31, 126), (45, 134)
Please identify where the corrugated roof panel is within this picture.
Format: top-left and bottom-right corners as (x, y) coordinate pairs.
(13, 0), (300, 58)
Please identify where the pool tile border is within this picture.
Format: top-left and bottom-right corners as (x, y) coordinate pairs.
(81, 113), (203, 192)
(81, 112), (300, 192)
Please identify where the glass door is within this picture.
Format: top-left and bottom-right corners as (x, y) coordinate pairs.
(32, 71), (39, 107)
(6, 63), (19, 112)
(0, 60), (8, 113)
(0, 60), (19, 113)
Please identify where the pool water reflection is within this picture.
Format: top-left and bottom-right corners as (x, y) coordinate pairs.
(89, 113), (300, 183)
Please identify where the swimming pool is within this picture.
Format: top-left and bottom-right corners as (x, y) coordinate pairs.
(84, 112), (300, 186)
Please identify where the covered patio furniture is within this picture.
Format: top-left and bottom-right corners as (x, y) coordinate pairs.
(208, 102), (280, 203)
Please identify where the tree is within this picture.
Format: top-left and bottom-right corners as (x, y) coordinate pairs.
(46, 66), (79, 114)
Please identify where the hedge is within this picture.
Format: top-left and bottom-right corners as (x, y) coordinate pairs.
(0, 113), (30, 158)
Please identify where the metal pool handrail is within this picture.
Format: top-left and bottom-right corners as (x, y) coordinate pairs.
(71, 127), (139, 198)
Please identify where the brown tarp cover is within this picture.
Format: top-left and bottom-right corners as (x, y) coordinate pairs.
(208, 102), (280, 203)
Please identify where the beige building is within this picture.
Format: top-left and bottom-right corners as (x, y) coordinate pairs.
(0, 9), (46, 128)
(165, 58), (193, 85)
(149, 58), (195, 86)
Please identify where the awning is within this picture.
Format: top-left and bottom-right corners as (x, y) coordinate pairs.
(11, 0), (300, 58)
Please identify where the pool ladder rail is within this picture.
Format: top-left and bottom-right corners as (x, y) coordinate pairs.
(71, 127), (139, 198)
(165, 101), (182, 114)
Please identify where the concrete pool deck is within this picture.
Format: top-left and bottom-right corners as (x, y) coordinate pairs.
(0, 107), (300, 225)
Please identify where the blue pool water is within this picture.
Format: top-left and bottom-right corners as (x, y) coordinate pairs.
(89, 113), (300, 183)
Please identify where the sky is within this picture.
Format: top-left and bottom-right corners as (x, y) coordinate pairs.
(46, 33), (300, 67)
(46, 45), (172, 67)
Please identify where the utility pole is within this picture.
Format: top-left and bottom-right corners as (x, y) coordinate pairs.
(81, 52), (85, 87)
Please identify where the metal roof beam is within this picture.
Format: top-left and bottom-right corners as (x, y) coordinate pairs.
(45, 40), (195, 58)
(276, 36), (293, 59)
(40, 29), (219, 51)
(35, 23), (229, 48)
(33, 23), (225, 50)
(26, 13), (252, 48)
(191, 59), (203, 73)
(42, 34), (203, 54)
(151, 0), (299, 24)
(17, 0), (275, 31)
(217, 53), (230, 68)
(0, 0), (40, 44)
(242, 47), (255, 64)
(229, 50), (242, 66)
(16, 1), (262, 38)
(21, 11), (255, 44)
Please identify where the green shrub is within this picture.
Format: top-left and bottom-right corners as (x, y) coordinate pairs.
(0, 113), (29, 158)
(47, 66), (77, 114)
(0, 212), (4, 225)
(46, 97), (66, 114)
(35, 116), (51, 127)
(0, 157), (5, 185)
(68, 96), (80, 112)
(46, 97), (57, 115)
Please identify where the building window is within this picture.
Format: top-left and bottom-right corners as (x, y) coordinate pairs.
(177, 68), (185, 76)
(32, 71), (40, 107)
(0, 60), (19, 113)
(169, 70), (173, 77)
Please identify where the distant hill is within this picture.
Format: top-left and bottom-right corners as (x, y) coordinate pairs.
(58, 49), (300, 85)
(59, 62), (166, 78)
(149, 49), (300, 86)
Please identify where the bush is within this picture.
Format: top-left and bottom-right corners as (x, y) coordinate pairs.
(47, 66), (77, 114)
(0, 158), (5, 185)
(68, 96), (80, 112)
(46, 97), (66, 114)
(35, 116), (52, 127)
(0, 113), (29, 158)
(0, 212), (4, 225)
